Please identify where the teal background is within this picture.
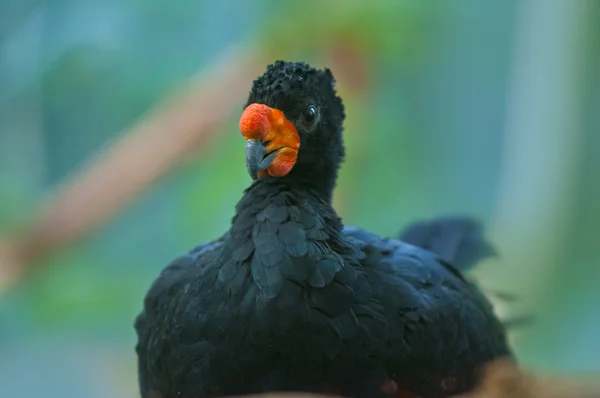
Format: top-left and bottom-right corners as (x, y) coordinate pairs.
(1, 1), (599, 397)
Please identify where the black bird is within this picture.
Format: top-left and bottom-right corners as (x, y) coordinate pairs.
(135, 61), (512, 398)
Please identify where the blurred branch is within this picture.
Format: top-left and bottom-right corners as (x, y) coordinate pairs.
(0, 1), (395, 291)
(0, 41), (265, 290)
(454, 360), (600, 398)
(0, 34), (371, 290)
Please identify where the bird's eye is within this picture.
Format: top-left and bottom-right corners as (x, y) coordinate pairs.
(302, 105), (318, 127)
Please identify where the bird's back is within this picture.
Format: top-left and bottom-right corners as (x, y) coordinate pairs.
(344, 226), (511, 396)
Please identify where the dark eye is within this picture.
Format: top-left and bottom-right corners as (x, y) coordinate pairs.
(302, 105), (318, 127)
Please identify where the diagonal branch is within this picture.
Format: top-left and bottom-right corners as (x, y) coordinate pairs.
(0, 37), (370, 291)
(0, 41), (264, 289)
(453, 359), (600, 398)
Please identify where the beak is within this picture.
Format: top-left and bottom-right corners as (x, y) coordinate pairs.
(239, 103), (300, 179)
(245, 139), (279, 180)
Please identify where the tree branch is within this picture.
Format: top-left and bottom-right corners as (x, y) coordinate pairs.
(0, 41), (264, 289)
(454, 360), (600, 398)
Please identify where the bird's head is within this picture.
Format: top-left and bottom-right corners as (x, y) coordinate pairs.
(239, 61), (345, 185)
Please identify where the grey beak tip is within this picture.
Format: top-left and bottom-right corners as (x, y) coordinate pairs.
(245, 139), (266, 180)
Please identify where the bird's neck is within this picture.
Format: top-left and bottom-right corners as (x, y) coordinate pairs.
(279, 167), (338, 204)
(237, 177), (338, 216)
(225, 178), (345, 297)
(229, 178), (344, 242)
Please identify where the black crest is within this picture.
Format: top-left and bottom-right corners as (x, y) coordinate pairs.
(246, 60), (345, 121)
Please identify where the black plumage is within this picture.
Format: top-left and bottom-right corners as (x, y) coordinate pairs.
(135, 61), (511, 398)
(397, 216), (497, 272)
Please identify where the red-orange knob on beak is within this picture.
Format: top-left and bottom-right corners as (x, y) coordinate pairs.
(239, 103), (271, 140)
(239, 103), (300, 179)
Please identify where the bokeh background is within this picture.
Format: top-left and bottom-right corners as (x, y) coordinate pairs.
(1, 0), (599, 397)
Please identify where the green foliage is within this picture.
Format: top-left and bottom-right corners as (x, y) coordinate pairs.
(176, 121), (250, 245)
(258, 0), (428, 65)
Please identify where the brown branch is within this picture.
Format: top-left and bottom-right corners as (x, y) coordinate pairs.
(0, 41), (265, 290)
(454, 360), (600, 398)
(0, 38), (371, 291)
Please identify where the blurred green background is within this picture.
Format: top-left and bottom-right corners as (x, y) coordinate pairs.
(1, 0), (599, 397)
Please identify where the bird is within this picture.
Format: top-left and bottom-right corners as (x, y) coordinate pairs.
(398, 216), (533, 330)
(134, 60), (512, 398)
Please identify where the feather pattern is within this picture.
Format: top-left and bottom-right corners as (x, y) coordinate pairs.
(135, 181), (510, 398)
